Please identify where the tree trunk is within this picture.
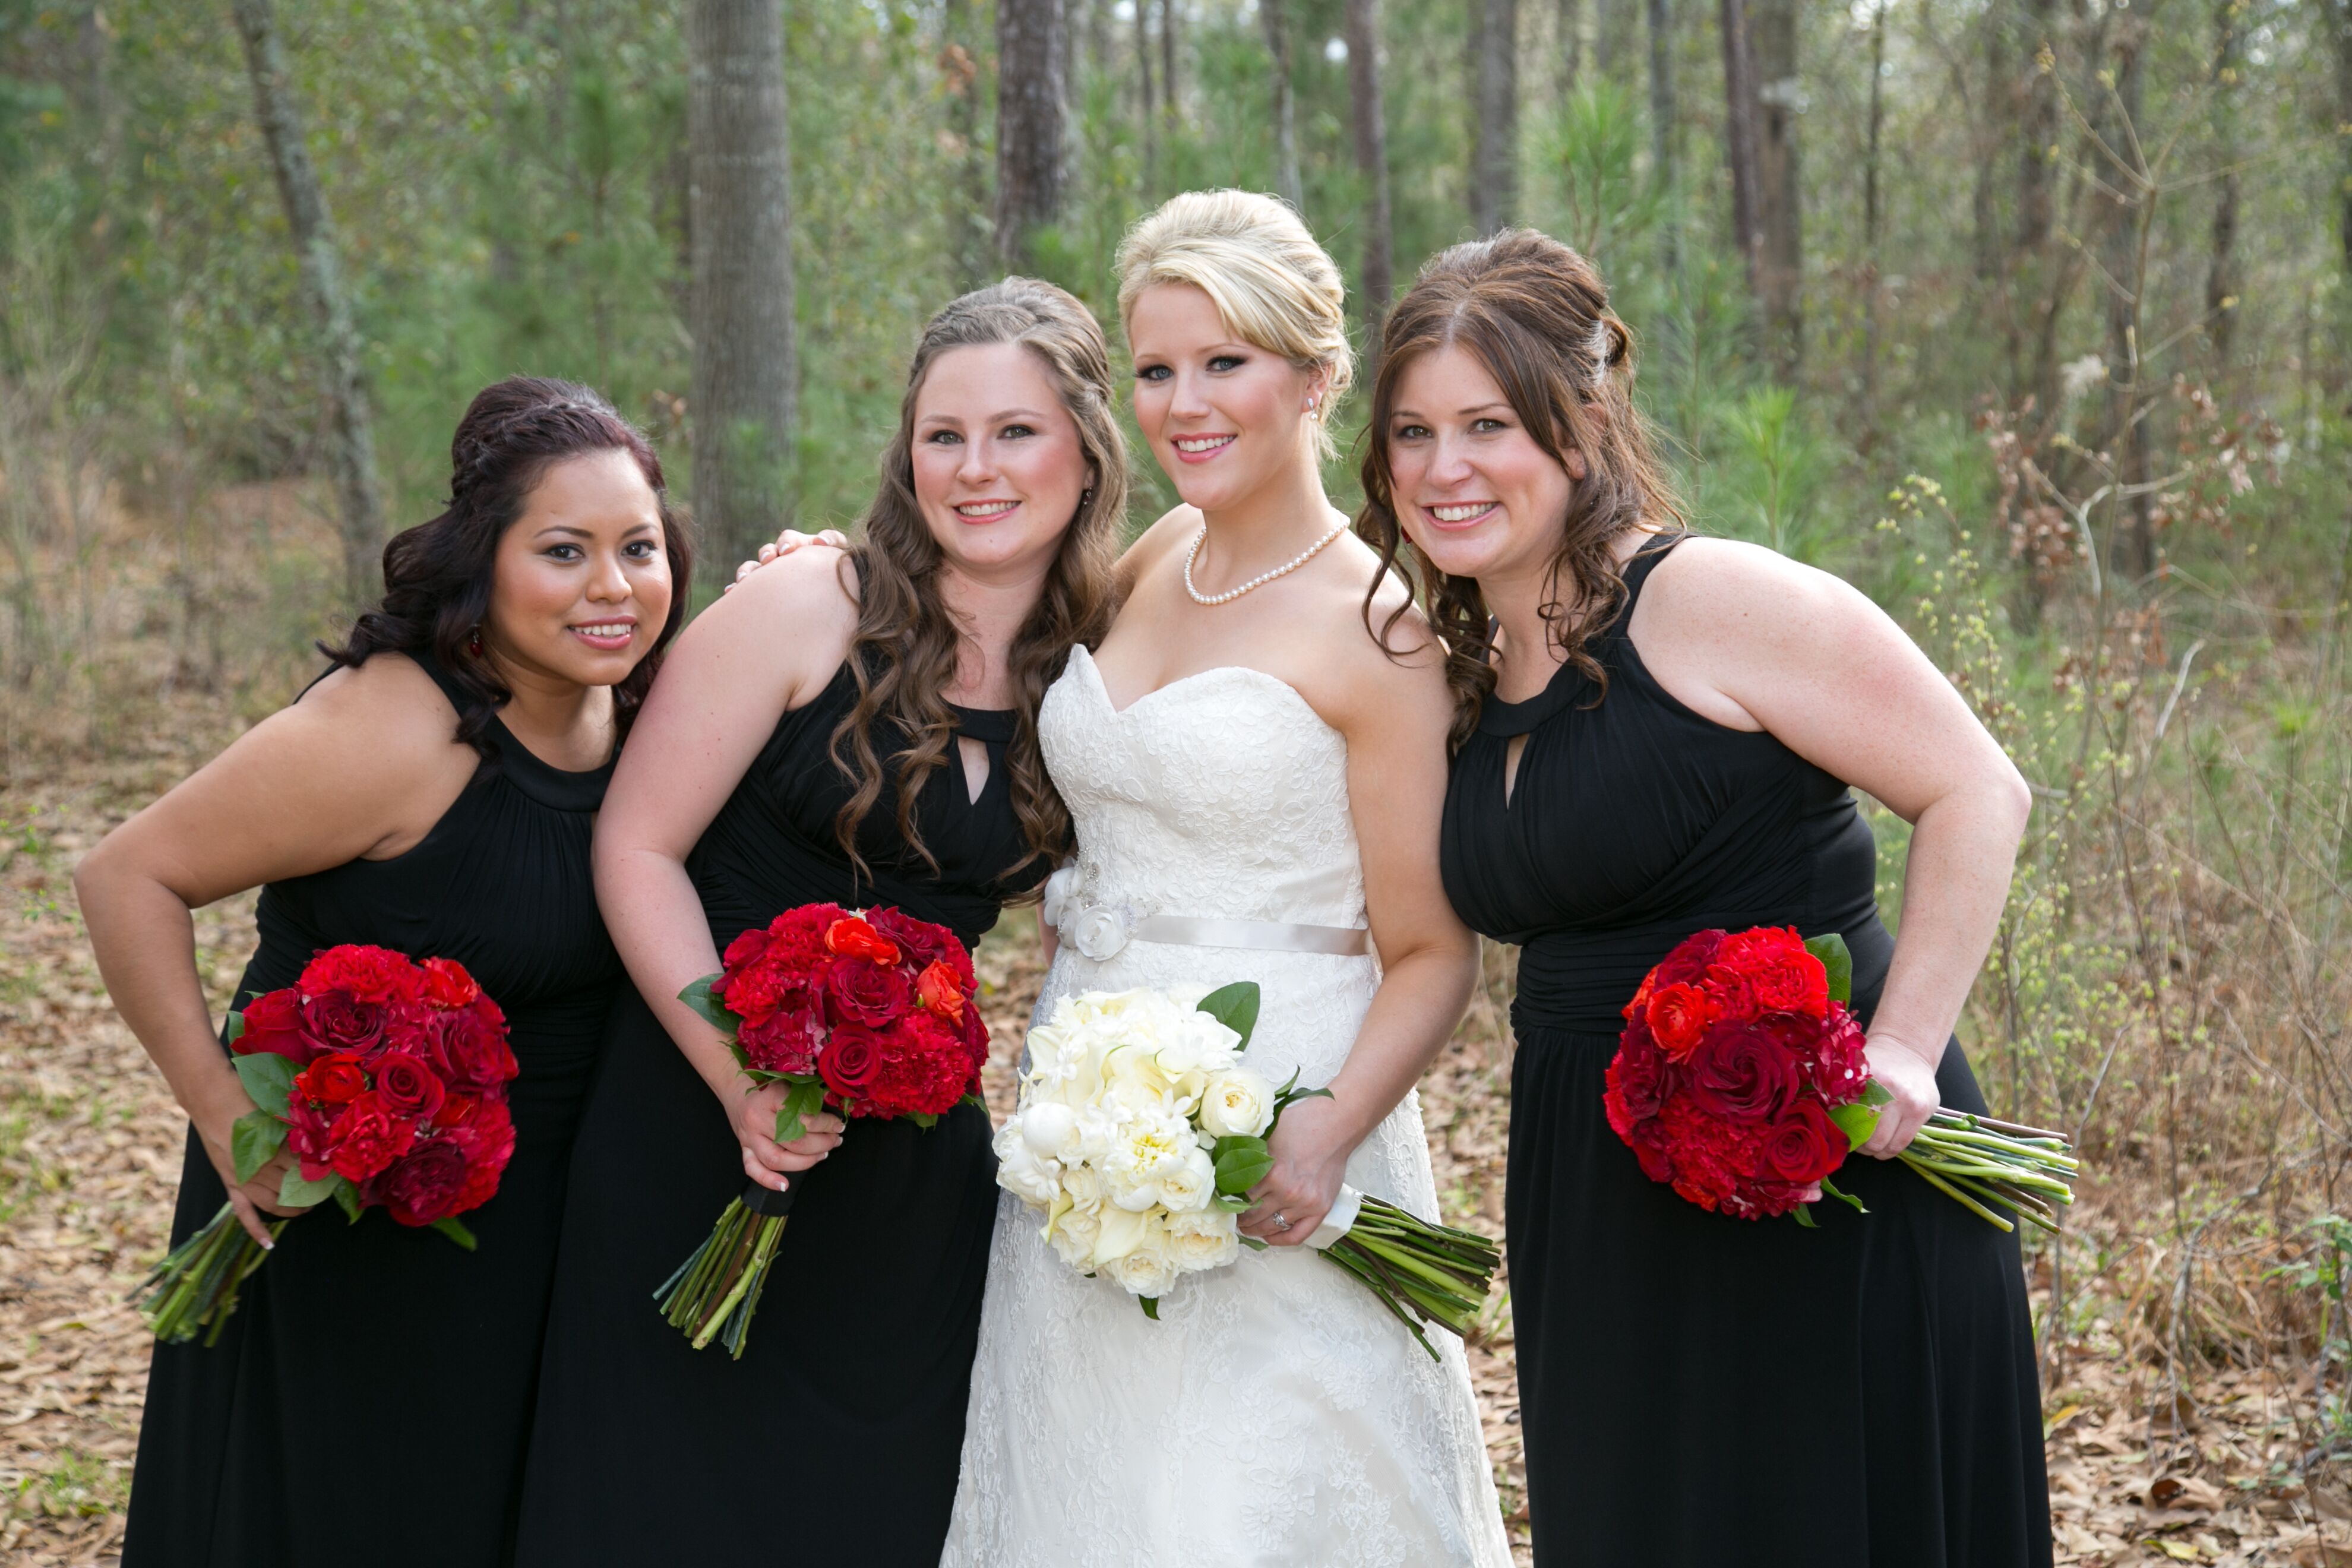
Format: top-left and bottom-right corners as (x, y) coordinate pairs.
(2337, 0), (2352, 279)
(1160, 0), (1180, 129)
(2205, 0), (2244, 365)
(1647, 0), (1679, 274)
(1973, 1), (2008, 282)
(1861, 0), (1886, 413)
(941, 0), (989, 290)
(1346, 0), (1396, 361)
(229, 0), (385, 606)
(1716, 0), (1764, 302)
(1472, 0), (1519, 235)
(1751, 0), (1801, 378)
(2015, 0), (2059, 251)
(2097, 12), (2155, 577)
(1262, 0), (1303, 210)
(1560, 0), (1583, 91)
(686, 0), (798, 571)
(1136, 0), (1158, 191)
(995, 0), (1068, 268)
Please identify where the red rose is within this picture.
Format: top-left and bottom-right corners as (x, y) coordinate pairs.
(232, 987), (314, 1063)
(376, 1138), (472, 1225)
(326, 1090), (418, 1183)
(1718, 928), (1829, 1018)
(418, 956), (482, 1009)
(432, 1092), (478, 1130)
(826, 956), (913, 1027)
(915, 960), (968, 1023)
(958, 1000), (990, 1073)
(372, 1052), (448, 1122)
(304, 992), (385, 1057)
(430, 1003), (517, 1092)
(867, 908), (974, 989)
(824, 916), (901, 967)
(1651, 930), (1726, 990)
(1762, 1099), (1847, 1184)
(444, 1099), (514, 1214)
(1604, 1033), (1671, 1137)
(1645, 983), (1712, 1060)
(1700, 963), (1760, 1024)
(737, 1003), (823, 1076)
(294, 1052), (367, 1107)
(817, 1022), (889, 1107)
(299, 944), (424, 1006)
(871, 1013), (972, 1117)
(1684, 1021), (1801, 1123)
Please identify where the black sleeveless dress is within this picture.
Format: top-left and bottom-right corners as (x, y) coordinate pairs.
(516, 662), (1039, 1567)
(124, 654), (622, 1568)
(1440, 539), (2051, 1567)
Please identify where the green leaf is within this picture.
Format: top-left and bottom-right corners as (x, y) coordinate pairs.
(1213, 1193), (1254, 1213)
(1804, 932), (1854, 1005)
(431, 1216), (478, 1251)
(333, 1180), (362, 1223)
(1791, 1203), (1817, 1228)
(277, 1168), (338, 1208)
(1214, 1140), (1273, 1196)
(908, 1111), (938, 1130)
(771, 1076), (826, 1144)
(1828, 1099), (1882, 1149)
(1195, 982), (1260, 1049)
(230, 1110), (287, 1184)
(223, 1010), (246, 1048)
(678, 974), (735, 1033)
(231, 1051), (297, 1119)
(1137, 1295), (1159, 1320)
(1820, 1177), (1869, 1215)
(1238, 1235), (1268, 1251)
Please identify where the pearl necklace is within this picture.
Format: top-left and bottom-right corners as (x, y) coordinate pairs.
(1182, 522), (1346, 606)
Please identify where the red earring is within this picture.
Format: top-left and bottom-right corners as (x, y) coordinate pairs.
(467, 627), (484, 657)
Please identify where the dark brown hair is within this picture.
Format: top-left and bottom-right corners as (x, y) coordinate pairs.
(324, 376), (693, 760)
(1355, 230), (1682, 747)
(830, 278), (1126, 885)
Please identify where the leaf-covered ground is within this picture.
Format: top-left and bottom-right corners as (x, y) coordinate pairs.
(2, 744), (2342, 1565)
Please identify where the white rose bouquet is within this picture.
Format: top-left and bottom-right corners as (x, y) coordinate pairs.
(995, 982), (1503, 1359)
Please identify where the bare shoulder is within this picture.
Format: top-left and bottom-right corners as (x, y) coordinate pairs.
(278, 652), (469, 769)
(1644, 536), (1858, 622)
(1120, 505), (1203, 587)
(1322, 531), (1442, 665)
(687, 543), (859, 656)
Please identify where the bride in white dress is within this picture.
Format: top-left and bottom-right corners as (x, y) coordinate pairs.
(941, 191), (1511, 1567)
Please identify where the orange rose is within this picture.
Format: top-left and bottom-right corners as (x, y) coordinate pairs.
(915, 960), (966, 1023)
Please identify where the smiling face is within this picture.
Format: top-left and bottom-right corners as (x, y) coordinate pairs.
(482, 447), (674, 691)
(1127, 282), (1323, 514)
(1384, 343), (1583, 588)
(909, 340), (1092, 582)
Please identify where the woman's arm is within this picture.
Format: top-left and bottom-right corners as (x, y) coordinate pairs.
(1635, 539), (2034, 1157)
(1241, 610), (1481, 1247)
(593, 551), (861, 1190)
(74, 656), (473, 1244)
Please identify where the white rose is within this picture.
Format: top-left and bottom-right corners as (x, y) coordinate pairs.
(1106, 1226), (1183, 1298)
(1019, 1100), (1077, 1159)
(1154, 1145), (1218, 1213)
(1198, 1068), (1276, 1139)
(992, 1125), (1062, 1207)
(1164, 1208), (1242, 1272)
(1069, 905), (1135, 962)
(1049, 1200), (1102, 1270)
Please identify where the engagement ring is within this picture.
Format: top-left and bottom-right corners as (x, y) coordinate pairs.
(1272, 1212), (1291, 1232)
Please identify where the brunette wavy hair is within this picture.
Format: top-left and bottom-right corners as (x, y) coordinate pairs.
(1355, 230), (1683, 748)
(323, 376), (693, 761)
(829, 278), (1126, 884)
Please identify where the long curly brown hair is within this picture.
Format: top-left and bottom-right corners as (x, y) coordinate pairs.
(829, 278), (1127, 886)
(1355, 230), (1683, 749)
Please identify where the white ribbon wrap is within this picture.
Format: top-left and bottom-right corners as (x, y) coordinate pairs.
(1305, 1184), (1364, 1251)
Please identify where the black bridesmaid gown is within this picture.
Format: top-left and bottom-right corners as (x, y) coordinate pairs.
(516, 662), (1039, 1567)
(1440, 537), (2051, 1567)
(124, 654), (622, 1568)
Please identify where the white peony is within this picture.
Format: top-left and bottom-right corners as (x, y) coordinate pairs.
(1198, 1067), (1276, 1138)
(993, 1123), (1063, 1206)
(1019, 1101), (1078, 1159)
(1102, 1109), (1201, 1212)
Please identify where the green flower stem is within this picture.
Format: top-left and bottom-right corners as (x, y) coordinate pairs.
(134, 1202), (280, 1345)
(1902, 1159), (2014, 1230)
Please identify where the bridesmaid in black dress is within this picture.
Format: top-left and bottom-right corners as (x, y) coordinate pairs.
(517, 279), (1125, 1566)
(1359, 232), (2052, 1565)
(78, 378), (688, 1567)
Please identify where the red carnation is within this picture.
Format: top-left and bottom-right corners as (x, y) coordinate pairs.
(1645, 983), (1712, 1060)
(233, 988), (314, 1063)
(868, 908), (973, 990)
(378, 1000), (437, 1058)
(377, 1139), (472, 1226)
(871, 1012), (972, 1117)
(300, 944), (424, 1006)
(1684, 1021), (1800, 1123)
(957, 1000), (990, 1074)
(294, 1052), (367, 1107)
(1806, 1007), (1870, 1102)
(326, 1090), (418, 1183)
(1762, 1099), (1846, 1185)
(738, 1002), (823, 1076)
(372, 1053), (448, 1123)
(444, 1099), (515, 1215)
(286, 1093), (342, 1181)
(1700, 963), (1760, 1025)
(825, 956), (913, 1028)
(419, 956), (482, 1009)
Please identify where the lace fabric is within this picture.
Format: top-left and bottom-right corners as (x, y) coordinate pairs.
(941, 647), (1512, 1567)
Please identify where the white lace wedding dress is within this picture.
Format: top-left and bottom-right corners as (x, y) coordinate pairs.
(940, 646), (1512, 1568)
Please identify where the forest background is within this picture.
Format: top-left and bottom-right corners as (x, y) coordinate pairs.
(2, 0), (2351, 1562)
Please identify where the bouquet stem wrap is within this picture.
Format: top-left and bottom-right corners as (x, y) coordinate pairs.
(1307, 1184), (1504, 1361)
(655, 1178), (802, 1357)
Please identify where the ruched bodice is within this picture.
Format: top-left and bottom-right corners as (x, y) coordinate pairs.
(1041, 645), (1366, 930)
(1442, 539), (1888, 1034)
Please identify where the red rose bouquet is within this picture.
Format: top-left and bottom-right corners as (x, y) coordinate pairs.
(1605, 927), (2076, 1230)
(656, 903), (987, 1357)
(135, 944), (517, 1345)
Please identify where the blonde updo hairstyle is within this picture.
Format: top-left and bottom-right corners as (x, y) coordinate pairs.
(1114, 189), (1354, 460)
